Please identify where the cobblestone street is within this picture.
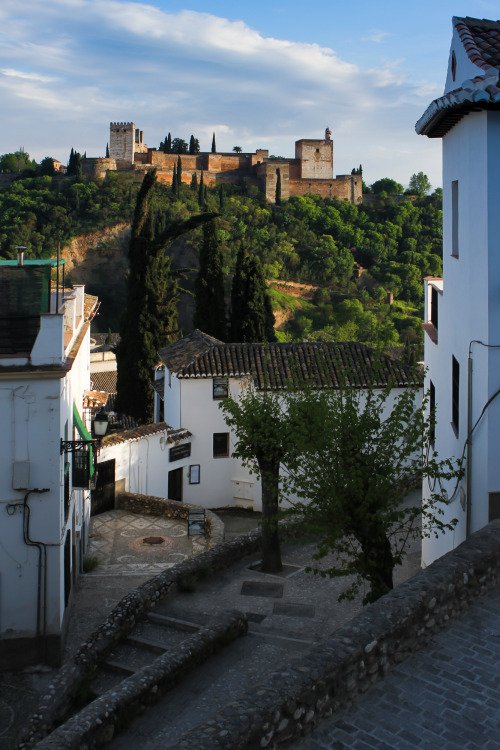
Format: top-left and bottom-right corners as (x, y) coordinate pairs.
(293, 584), (500, 750)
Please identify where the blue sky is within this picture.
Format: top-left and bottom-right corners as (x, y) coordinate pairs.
(2, 0), (500, 187)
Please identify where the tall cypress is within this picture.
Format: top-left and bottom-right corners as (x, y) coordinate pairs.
(275, 168), (282, 205)
(171, 164), (177, 194)
(106, 142), (109, 158)
(194, 220), (227, 340)
(191, 172), (198, 191)
(164, 133), (172, 153)
(231, 252), (276, 342)
(116, 170), (217, 422)
(176, 156), (182, 197)
(198, 170), (204, 207)
(211, 132), (216, 153)
(189, 135), (200, 154)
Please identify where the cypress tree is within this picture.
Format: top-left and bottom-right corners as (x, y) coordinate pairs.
(204, 185), (208, 208)
(211, 132), (216, 153)
(231, 252), (276, 342)
(198, 170), (204, 207)
(189, 135), (200, 154)
(176, 156), (182, 197)
(171, 164), (177, 194)
(106, 142), (109, 158)
(191, 172), (198, 191)
(164, 133), (172, 153)
(275, 168), (282, 205)
(116, 170), (217, 422)
(194, 220), (227, 340)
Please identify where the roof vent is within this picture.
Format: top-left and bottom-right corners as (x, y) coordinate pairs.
(15, 246), (26, 266)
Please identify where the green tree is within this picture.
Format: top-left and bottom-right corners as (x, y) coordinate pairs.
(408, 172), (432, 196)
(189, 135), (200, 154)
(275, 168), (282, 206)
(220, 385), (292, 572)
(171, 138), (188, 154)
(232, 146), (242, 153)
(284, 382), (462, 603)
(193, 219), (227, 340)
(231, 251), (276, 342)
(67, 148), (82, 179)
(176, 156), (182, 197)
(163, 133), (172, 154)
(371, 177), (404, 195)
(116, 170), (217, 422)
(191, 172), (198, 191)
(38, 157), (55, 177)
(211, 132), (216, 153)
(106, 143), (109, 158)
(219, 184), (225, 210)
(198, 170), (204, 208)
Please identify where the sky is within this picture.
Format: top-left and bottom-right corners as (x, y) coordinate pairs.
(2, 0), (500, 188)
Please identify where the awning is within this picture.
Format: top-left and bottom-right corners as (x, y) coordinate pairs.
(73, 402), (95, 477)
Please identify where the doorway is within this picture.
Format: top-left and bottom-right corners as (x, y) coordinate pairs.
(168, 467), (183, 502)
(92, 459), (115, 515)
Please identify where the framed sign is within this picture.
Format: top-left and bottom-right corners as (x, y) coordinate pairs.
(169, 443), (191, 462)
(189, 464), (200, 484)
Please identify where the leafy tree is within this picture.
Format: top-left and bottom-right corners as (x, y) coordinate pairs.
(275, 168), (282, 206)
(219, 184), (225, 210)
(231, 250), (276, 342)
(408, 172), (432, 196)
(116, 169), (216, 422)
(220, 385), (292, 572)
(211, 132), (216, 153)
(283, 381), (462, 603)
(171, 138), (188, 154)
(0, 148), (36, 174)
(193, 219), (227, 340)
(38, 157), (56, 177)
(371, 177), (404, 195)
(232, 146), (242, 153)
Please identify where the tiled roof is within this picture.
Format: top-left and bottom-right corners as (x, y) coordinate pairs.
(158, 329), (224, 373)
(160, 337), (419, 389)
(101, 422), (191, 447)
(417, 17), (500, 138)
(455, 16), (500, 72)
(84, 294), (99, 319)
(83, 390), (109, 409)
(416, 73), (500, 137)
(90, 370), (117, 394)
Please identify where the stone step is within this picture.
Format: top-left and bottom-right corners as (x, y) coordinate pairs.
(126, 633), (169, 654)
(147, 612), (200, 632)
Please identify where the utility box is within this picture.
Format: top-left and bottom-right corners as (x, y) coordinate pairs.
(12, 461), (30, 490)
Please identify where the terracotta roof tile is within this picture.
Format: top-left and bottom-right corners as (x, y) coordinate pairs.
(90, 370), (117, 394)
(455, 17), (500, 71)
(101, 422), (191, 447)
(158, 329), (224, 373)
(159, 337), (419, 390)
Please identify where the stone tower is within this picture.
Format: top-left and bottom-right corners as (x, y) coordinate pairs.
(109, 122), (146, 166)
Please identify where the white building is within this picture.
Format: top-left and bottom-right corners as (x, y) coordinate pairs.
(0, 256), (99, 668)
(152, 330), (419, 512)
(417, 16), (500, 565)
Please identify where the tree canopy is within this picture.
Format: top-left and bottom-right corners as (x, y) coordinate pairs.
(408, 172), (432, 196)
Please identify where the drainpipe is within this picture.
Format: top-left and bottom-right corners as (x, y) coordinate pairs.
(22, 489), (50, 657)
(466, 354), (473, 538)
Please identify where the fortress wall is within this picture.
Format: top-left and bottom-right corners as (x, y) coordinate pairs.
(295, 139), (334, 179)
(289, 174), (362, 204)
(110, 122), (135, 165)
(82, 158), (117, 179)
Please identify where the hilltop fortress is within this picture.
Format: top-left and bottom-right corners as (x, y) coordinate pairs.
(82, 123), (362, 205)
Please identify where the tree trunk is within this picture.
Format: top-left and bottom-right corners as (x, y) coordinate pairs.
(359, 531), (394, 603)
(258, 459), (283, 573)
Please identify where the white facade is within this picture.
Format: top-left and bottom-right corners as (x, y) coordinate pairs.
(0, 263), (97, 668)
(418, 17), (500, 565)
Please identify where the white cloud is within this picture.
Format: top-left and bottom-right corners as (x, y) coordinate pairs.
(361, 30), (391, 44)
(0, 1), (444, 186)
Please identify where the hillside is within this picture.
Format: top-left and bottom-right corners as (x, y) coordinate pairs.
(0, 172), (442, 345)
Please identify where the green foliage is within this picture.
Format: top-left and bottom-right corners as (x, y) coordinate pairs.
(0, 147), (36, 174)
(408, 171), (432, 196)
(233, 146), (242, 153)
(172, 138), (188, 154)
(194, 219), (227, 340)
(116, 170), (216, 422)
(283, 382), (462, 603)
(231, 249), (276, 342)
(189, 135), (200, 154)
(371, 177), (403, 194)
(82, 556), (99, 573)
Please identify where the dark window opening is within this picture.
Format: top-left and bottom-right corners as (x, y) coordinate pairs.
(431, 287), (438, 329)
(452, 356), (460, 434)
(451, 180), (459, 257)
(429, 380), (436, 447)
(213, 432), (229, 458)
(451, 51), (457, 82)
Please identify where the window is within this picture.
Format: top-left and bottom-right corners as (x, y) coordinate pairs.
(429, 380), (436, 447)
(431, 287), (438, 329)
(213, 377), (228, 400)
(451, 180), (459, 257)
(452, 356), (460, 434)
(451, 50), (457, 82)
(213, 432), (229, 458)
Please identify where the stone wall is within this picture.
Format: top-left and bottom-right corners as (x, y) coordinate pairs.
(19, 519), (500, 750)
(295, 139), (334, 179)
(109, 122), (136, 165)
(289, 174), (362, 204)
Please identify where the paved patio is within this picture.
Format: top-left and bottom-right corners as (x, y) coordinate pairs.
(86, 509), (210, 576)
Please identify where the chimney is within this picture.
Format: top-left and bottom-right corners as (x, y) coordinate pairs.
(15, 246), (26, 266)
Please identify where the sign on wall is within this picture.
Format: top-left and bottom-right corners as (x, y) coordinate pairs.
(169, 443), (191, 462)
